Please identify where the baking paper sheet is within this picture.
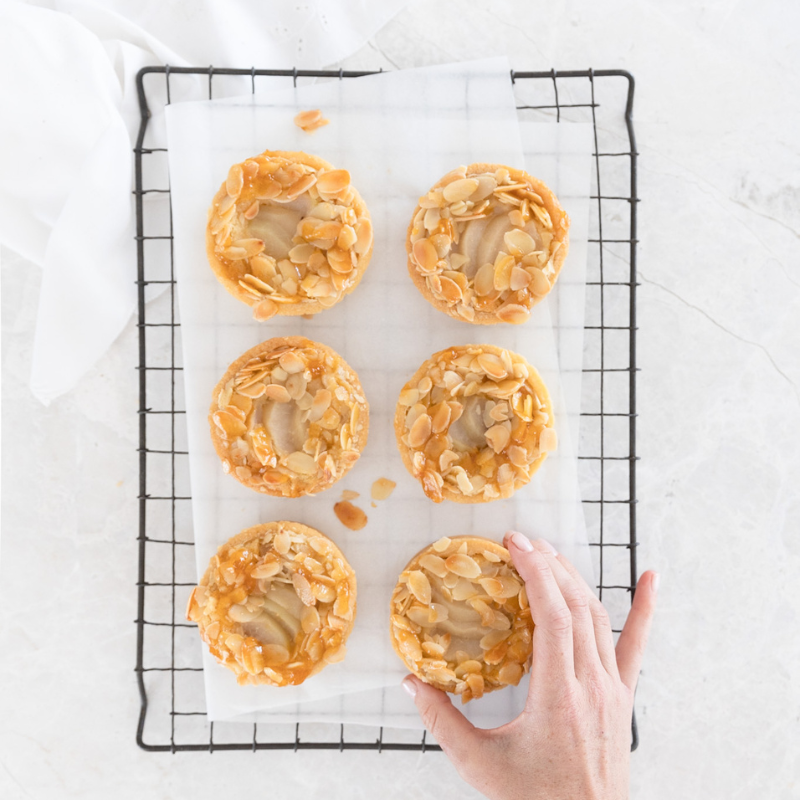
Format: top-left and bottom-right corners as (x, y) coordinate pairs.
(165, 58), (593, 729)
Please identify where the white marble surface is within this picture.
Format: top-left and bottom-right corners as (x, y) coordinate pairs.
(2, 1), (799, 798)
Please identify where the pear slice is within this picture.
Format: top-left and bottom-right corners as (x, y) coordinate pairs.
(241, 612), (291, 648)
(454, 215), (490, 279)
(247, 195), (313, 261)
(448, 396), (486, 450)
(266, 584), (306, 617)
(260, 598), (303, 641)
(262, 400), (307, 456)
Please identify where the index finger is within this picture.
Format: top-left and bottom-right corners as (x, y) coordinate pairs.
(506, 531), (574, 680)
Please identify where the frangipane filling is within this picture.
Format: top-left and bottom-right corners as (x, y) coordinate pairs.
(207, 153), (373, 320)
(396, 345), (556, 503)
(212, 340), (367, 497)
(408, 165), (566, 324)
(390, 537), (533, 702)
(187, 523), (356, 686)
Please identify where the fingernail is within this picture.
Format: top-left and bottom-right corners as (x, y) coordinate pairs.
(402, 676), (418, 697)
(509, 531), (534, 552)
(652, 572), (660, 595)
(536, 538), (558, 556)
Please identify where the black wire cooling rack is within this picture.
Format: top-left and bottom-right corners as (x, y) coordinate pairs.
(134, 67), (639, 753)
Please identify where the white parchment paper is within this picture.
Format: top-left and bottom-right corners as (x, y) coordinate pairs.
(165, 59), (593, 729)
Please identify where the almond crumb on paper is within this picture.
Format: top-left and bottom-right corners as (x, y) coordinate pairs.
(294, 109), (330, 133)
(341, 489), (360, 501)
(334, 501), (367, 531)
(371, 477), (396, 501)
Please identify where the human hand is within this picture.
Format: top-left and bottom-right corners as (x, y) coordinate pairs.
(401, 532), (658, 800)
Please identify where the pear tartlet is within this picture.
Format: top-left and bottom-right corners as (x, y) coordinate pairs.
(406, 164), (569, 324)
(187, 522), (357, 686)
(206, 150), (373, 321)
(390, 536), (533, 702)
(210, 337), (369, 497)
(394, 344), (556, 503)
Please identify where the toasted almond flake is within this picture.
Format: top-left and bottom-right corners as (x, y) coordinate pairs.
(317, 169), (350, 194)
(278, 351), (305, 374)
(226, 164), (244, 198)
(405, 408), (433, 447)
(371, 477), (396, 501)
(412, 238), (439, 272)
(539, 427), (558, 452)
(493, 253), (515, 292)
(263, 384), (291, 403)
(286, 451), (317, 474)
(334, 500), (368, 531)
(477, 353), (507, 380)
(437, 276), (463, 304)
(291, 571), (316, 606)
(354, 218), (373, 255)
(445, 553), (482, 579)
(430, 539), (452, 557)
(224, 246), (248, 261)
(485, 424), (511, 453)
(497, 304), (530, 324)
(510, 266), (532, 291)
(407, 570), (432, 605)
(443, 178), (479, 203)
(504, 229), (537, 255)
(418, 553), (448, 578)
(528, 267), (551, 296)
(294, 109), (323, 128)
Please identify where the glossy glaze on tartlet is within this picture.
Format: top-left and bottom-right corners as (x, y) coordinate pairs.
(187, 521), (357, 686)
(406, 163), (569, 324)
(390, 536), (533, 702)
(210, 337), (369, 497)
(394, 344), (556, 503)
(206, 150), (373, 320)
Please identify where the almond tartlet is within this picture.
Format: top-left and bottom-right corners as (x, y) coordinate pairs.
(187, 522), (357, 686)
(390, 536), (533, 702)
(210, 337), (369, 497)
(406, 164), (569, 324)
(394, 345), (556, 503)
(206, 150), (373, 321)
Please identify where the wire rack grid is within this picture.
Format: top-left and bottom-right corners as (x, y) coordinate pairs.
(134, 66), (639, 753)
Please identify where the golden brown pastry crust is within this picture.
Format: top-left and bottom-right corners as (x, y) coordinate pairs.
(394, 344), (556, 504)
(187, 521), (357, 686)
(210, 336), (369, 497)
(389, 536), (533, 702)
(406, 163), (569, 325)
(206, 150), (373, 319)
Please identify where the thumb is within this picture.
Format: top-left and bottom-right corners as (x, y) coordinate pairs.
(402, 675), (481, 763)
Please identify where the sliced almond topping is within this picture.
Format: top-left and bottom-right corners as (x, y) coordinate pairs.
(443, 178), (479, 203)
(333, 500), (368, 531)
(412, 238), (439, 273)
(408, 413), (433, 449)
(445, 553), (481, 579)
(497, 304), (530, 324)
(286, 451), (317, 474)
(316, 169), (350, 194)
(539, 427), (558, 452)
(264, 384), (291, 403)
(226, 164), (244, 198)
(371, 477), (396, 501)
(485, 424), (511, 454)
(278, 351), (305, 374)
(419, 553), (448, 578)
(407, 570), (432, 605)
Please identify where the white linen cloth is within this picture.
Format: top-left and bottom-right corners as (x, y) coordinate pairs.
(0, 0), (410, 403)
